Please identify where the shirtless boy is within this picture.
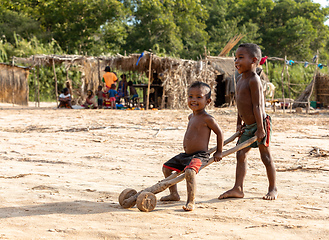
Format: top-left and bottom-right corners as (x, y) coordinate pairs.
(161, 81), (224, 211)
(218, 43), (278, 201)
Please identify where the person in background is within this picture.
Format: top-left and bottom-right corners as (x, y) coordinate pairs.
(82, 90), (97, 109)
(128, 81), (138, 102)
(102, 66), (118, 91)
(108, 84), (118, 109)
(117, 74), (128, 105)
(96, 85), (104, 109)
(58, 87), (73, 109)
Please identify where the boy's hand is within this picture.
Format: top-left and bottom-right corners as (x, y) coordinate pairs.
(255, 128), (266, 142)
(213, 151), (223, 162)
(236, 124), (245, 135)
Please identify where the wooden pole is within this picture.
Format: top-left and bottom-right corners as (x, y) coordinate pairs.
(286, 65), (292, 113)
(307, 50), (319, 113)
(281, 56), (286, 114)
(37, 64), (40, 107)
(11, 58), (15, 106)
(52, 59), (58, 106)
(146, 53), (153, 110)
(34, 67), (37, 107)
(97, 57), (101, 84)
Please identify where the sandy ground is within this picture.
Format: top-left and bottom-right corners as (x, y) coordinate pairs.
(0, 102), (328, 239)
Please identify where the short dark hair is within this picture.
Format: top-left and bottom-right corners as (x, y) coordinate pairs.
(63, 87), (69, 93)
(238, 43), (262, 64)
(189, 81), (211, 99)
(104, 66), (111, 72)
(128, 81), (133, 86)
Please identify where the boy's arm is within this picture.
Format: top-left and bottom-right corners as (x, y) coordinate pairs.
(249, 76), (265, 142)
(206, 116), (224, 162)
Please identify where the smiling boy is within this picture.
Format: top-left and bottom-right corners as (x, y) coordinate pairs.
(161, 81), (224, 211)
(218, 43), (277, 201)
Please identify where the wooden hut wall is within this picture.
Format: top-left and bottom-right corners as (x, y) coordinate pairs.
(315, 74), (329, 107)
(0, 64), (29, 105)
(80, 59), (101, 97)
(161, 60), (218, 109)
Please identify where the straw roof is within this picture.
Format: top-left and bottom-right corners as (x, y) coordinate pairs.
(13, 53), (236, 109)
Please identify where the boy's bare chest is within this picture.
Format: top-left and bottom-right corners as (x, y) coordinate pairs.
(186, 118), (209, 135)
(236, 80), (251, 97)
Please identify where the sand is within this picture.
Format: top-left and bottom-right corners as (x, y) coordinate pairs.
(0, 102), (328, 239)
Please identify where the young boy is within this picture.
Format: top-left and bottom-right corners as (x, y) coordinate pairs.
(96, 85), (104, 109)
(218, 43), (277, 201)
(161, 81), (224, 211)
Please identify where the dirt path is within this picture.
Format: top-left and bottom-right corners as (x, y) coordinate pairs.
(0, 104), (328, 239)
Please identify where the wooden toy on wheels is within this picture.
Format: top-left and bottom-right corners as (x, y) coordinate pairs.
(119, 132), (257, 212)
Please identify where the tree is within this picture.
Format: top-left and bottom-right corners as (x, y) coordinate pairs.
(0, 7), (43, 45)
(124, 0), (183, 56)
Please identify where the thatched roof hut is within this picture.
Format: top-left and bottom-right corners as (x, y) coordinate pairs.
(15, 52), (280, 109)
(0, 63), (30, 105)
(14, 53), (239, 109)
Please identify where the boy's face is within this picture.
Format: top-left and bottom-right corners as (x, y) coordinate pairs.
(235, 47), (257, 74)
(187, 86), (211, 111)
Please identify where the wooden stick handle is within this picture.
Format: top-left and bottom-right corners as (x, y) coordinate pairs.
(149, 136), (257, 194)
(207, 131), (240, 154)
(200, 136), (257, 171)
(162, 131), (241, 182)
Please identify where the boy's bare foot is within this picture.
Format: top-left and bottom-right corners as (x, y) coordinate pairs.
(218, 188), (244, 200)
(263, 189), (278, 200)
(182, 202), (195, 211)
(160, 194), (180, 201)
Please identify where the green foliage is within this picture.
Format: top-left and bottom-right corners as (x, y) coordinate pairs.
(29, 65), (82, 102)
(267, 61), (327, 99)
(0, 7), (43, 44)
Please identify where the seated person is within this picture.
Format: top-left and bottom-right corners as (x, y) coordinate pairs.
(128, 81), (138, 101)
(58, 88), (73, 109)
(103, 92), (111, 109)
(82, 90), (97, 109)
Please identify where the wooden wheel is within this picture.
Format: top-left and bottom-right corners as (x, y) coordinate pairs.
(118, 188), (137, 208)
(136, 192), (157, 212)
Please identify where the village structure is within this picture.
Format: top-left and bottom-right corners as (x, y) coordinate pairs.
(0, 52), (282, 109)
(0, 40), (327, 111)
